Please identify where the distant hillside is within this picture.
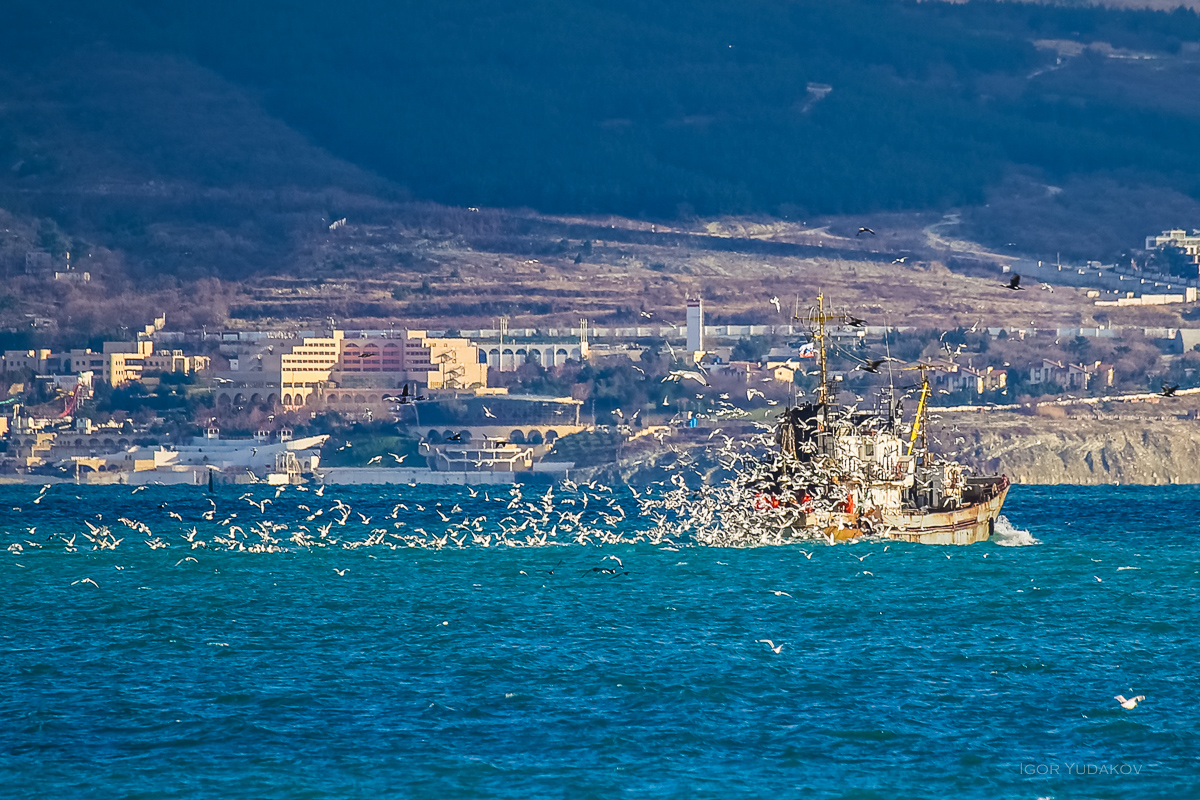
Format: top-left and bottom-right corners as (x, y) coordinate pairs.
(1, 0), (1200, 279)
(7, 2), (1200, 217)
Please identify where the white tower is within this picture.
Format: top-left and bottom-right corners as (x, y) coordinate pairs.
(686, 299), (704, 356)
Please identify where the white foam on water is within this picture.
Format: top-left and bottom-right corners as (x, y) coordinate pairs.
(991, 515), (1039, 547)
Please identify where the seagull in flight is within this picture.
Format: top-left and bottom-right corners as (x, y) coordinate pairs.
(1114, 694), (1145, 709)
(769, 296), (781, 313)
(333, 568), (348, 577)
(857, 227), (875, 236)
(662, 369), (709, 386)
(771, 590), (793, 597)
(72, 578), (99, 587)
(483, 406), (497, 419)
(757, 639), (784, 654)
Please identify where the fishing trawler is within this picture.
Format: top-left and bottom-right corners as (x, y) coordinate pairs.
(742, 294), (1009, 545)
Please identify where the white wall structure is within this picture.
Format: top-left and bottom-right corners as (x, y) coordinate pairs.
(686, 299), (704, 355)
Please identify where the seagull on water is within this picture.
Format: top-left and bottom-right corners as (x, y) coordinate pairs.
(1115, 694), (1144, 709)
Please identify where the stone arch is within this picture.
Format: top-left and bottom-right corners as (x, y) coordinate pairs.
(117, 439), (129, 448)
(442, 429), (456, 441)
(282, 393), (293, 407)
(528, 430), (544, 445)
(102, 438), (114, 447)
(545, 430), (559, 443)
(509, 429), (526, 443)
(266, 393), (278, 407)
(234, 393), (246, 405)
(354, 393), (366, 404)
(427, 429), (443, 443)
(305, 392), (318, 406)
(528, 348), (542, 365)
(217, 393), (232, 408)
(89, 438), (100, 448)
(74, 438), (83, 447)
(458, 430), (472, 442)
(369, 395), (381, 405)
(250, 393), (261, 405)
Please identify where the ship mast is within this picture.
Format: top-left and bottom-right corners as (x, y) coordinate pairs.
(809, 291), (845, 408)
(816, 292), (828, 405)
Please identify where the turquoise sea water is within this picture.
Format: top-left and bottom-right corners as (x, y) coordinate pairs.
(1, 484), (1196, 799)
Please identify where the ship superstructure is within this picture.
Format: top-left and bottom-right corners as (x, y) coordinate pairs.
(741, 294), (1008, 545)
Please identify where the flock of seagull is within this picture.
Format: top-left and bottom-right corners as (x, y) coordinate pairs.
(0, 419), (939, 570)
(0, 421), (897, 579)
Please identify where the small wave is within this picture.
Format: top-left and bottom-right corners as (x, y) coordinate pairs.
(992, 515), (1039, 547)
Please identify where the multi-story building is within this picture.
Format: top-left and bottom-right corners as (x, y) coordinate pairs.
(216, 329), (488, 411)
(1, 349), (54, 374)
(1146, 229), (1200, 273)
(935, 364), (1008, 395)
(1028, 359), (1114, 392)
(2, 339), (207, 387)
(278, 331), (343, 408)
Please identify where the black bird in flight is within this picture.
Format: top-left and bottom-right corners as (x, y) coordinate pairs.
(857, 227), (875, 236)
(1162, 383), (1180, 397)
(855, 358), (893, 374)
(1005, 274), (1024, 290)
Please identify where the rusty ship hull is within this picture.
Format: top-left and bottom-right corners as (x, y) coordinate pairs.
(878, 478), (1009, 545)
(767, 472), (1011, 547)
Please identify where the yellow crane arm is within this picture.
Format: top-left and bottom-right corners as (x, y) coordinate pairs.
(907, 381), (930, 456)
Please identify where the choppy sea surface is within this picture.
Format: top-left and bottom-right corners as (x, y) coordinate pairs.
(1, 483), (1197, 799)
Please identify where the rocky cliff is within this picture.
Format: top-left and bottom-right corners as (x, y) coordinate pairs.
(945, 413), (1200, 485)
